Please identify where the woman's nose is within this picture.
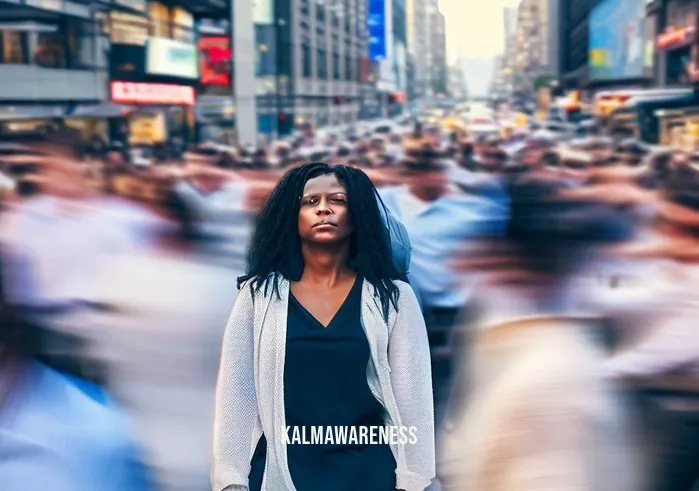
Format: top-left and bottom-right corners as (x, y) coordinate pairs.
(316, 200), (332, 214)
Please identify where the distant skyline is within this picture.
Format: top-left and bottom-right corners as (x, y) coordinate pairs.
(440, 0), (519, 96)
(440, 0), (519, 62)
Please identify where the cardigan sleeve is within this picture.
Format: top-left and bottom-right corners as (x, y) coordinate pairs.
(388, 281), (436, 491)
(211, 284), (261, 491)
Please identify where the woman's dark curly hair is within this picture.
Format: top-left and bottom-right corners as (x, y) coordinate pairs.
(237, 162), (401, 321)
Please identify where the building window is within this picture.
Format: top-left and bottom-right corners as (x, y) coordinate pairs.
(172, 7), (194, 43)
(34, 26), (66, 68)
(345, 55), (352, 81)
(149, 1), (171, 38)
(316, 0), (325, 22)
(66, 20), (95, 69)
(333, 52), (340, 79)
(0, 31), (27, 64)
(302, 43), (312, 77)
(110, 12), (148, 45)
(317, 48), (327, 79)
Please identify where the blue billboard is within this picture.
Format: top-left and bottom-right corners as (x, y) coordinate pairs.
(589, 0), (648, 81)
(368, 0), (386, 61)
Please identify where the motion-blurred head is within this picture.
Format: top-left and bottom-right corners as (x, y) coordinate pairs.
(400, 144), (449, 201)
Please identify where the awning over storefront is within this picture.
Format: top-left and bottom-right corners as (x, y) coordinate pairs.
(68, 103), (135, 118)
(0, 105), (65, 121)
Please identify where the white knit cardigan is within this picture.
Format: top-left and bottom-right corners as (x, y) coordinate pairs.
(211, 276), (435, 491)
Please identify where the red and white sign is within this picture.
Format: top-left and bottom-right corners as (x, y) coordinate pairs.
(657, 26), (695, 51)
(111, 81), (195, 106)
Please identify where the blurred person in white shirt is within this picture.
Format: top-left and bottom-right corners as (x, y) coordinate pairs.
(440, 173), (641, 491)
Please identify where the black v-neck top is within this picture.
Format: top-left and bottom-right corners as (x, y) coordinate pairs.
(248, 275), (396, 491)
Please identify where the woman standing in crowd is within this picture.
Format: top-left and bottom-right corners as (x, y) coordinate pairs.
(212, 162), (435, 491)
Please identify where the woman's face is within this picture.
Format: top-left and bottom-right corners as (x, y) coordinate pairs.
(298, 173), (353, 245)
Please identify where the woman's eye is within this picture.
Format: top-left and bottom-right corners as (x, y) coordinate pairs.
(304, 198), (318, 205)
(330, 197), (346, 203)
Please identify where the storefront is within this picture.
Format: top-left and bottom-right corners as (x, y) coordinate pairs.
(110, 80), (195, 147)
(656, 0), (697, 85)
(109, 27), (198, 149)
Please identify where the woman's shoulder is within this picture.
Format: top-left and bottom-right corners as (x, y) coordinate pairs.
(393, 279), (415, 296)
(363, 278), (419, 311)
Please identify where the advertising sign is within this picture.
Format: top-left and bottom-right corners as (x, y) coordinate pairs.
(253, 0), (273, 25)
(658, 26), (695, 51)
(146, 37), (198, 79)
(199, 36), (232, 86)
(109, 44), (146, 81)
(589, 0), (648, 81)
(111, 81), (195, 105)
(368, 0), (386, 61)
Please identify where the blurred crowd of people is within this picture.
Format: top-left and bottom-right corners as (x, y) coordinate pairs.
(3, 115), (699, 490)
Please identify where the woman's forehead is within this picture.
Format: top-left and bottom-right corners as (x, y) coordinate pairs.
(303, 173), (346, 193)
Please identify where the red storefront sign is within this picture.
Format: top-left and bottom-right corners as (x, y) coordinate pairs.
(111, 81), (195, 105)
(199, 36), (232, 86)
(657, 26), (695, 50)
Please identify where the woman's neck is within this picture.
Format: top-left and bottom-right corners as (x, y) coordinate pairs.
(299, 242), (352, 287)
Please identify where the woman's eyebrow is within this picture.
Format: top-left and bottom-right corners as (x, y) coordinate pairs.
(302, 191), (346, 197)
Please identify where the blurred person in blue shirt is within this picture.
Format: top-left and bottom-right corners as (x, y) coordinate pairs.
(0, 252), (152, 491)
(378, 144), (508, 426)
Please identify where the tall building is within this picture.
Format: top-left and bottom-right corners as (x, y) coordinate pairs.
(558, 0), (599, 89)
(407, 0), (429, 97)
(448, 62), (467, 99)
(431, 8), (447, 95)
(0, 0), (111, 140)
(375, 0), (408, 117)
(490, 55), (511, 100)
(252, 0), (372, 134)
(492, 6), (520, 101)
(406, 0), (444, 99)
(510, 0), (560, 99)
(504, 6), (517, 39)
(0, 0), (227, 147)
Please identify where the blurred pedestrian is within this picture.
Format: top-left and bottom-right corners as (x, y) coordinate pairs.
(0, 250), (152, 491)
(440, 174), (641, 491)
